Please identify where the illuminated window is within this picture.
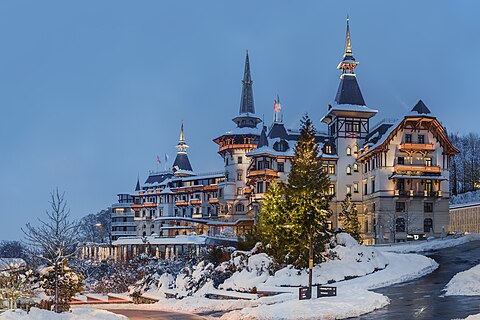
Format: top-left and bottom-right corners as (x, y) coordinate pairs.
(353, 183), (359, 193)
(346, 185), (351, 195)
(329, 184), (336, 196)
(325, 145), (332, 154)
(237, 171), (243, 181)
(353, 144), (358, 153)
(353, 163), (358, 172)
(329, 165), (335, 174)
(237, 187), (243, 196)
(346, 165), (352, 175)
(346, 147), (352, 156)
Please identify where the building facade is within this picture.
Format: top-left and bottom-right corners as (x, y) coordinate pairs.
(106, 18), (458, 254)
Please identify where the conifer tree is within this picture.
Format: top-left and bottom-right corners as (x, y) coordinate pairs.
(286, 114), (332, 268)
(339, 194), (362, 243)
(256, 180), (289, 264)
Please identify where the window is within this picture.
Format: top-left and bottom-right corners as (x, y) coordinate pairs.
(278, 162), (284, 172)
(346, 165), (352, 175)
(424, 202), (433, 213)
(353, 163), (358, 172)
(329, 184), (336, 196)
(257, 160), (264, 170)
(237, 171), (243, 181)
(238, 156), (242, 164)
(371, 179), (375, 193)
(365, 220), (369, 233)
(397, 157), (405, 165)
(236, 203), (245, 212)
(396, 202), (406, 212)
(405, 134), (412, 143)
(424, 218), (433, 233)
(346, 147), (352, 156)
(425, 158), (432, 167)
(418, 135), (425, 144)
(352, 122), (360, 132)
(256, 182), (264, 194)
(395, 218), (406, 232)
(346, 185), (351, 195)
(329, 165), (335, 174)
(237, 187), (243, 196)
(425, 180), (433, 194)
(364, 183), (368, 195)
(325, 145), (332, 154)
(353, 144), (358, 153)
(397, 179), (405, 192)
(353, 183), (359, 193)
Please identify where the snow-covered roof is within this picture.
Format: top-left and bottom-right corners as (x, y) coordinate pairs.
(221, 126), (262, 136)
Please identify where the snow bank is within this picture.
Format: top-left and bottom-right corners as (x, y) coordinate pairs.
(0, 308), (128, 320)
(220, 253), (272, 292)
(451, 190), (480, 206)
(264, 234), (388, 287)
(221, 288), (389, 320)
(337, 252), (438, 290)
(377, 233), (480, 254)
(444, 264), (480, 296)
(466, 314), (480, 320)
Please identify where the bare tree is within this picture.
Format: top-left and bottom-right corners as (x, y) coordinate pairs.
(22, 189), (80, 313)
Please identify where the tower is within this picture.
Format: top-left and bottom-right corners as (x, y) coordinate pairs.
(213, 51), (262, 220)
(172, 122), (195, 177)
(321, 17), (378, 226)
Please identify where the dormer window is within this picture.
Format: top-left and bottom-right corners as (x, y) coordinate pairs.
(325, 145), (332, 154)
(274, 140), (289, 152)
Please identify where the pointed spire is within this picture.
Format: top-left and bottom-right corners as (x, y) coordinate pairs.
(239, 50), (255, 115)
(338, 16), (359, 74)
(411, 99), (431, 115)
(344, 15), (354, 60)
(135, 175), (141, 191)
(258, 126), (269, 148)
(176, 122), (188, 154)
(179, 121), (185, 143)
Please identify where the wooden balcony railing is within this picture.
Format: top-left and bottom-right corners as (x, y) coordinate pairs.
(399, 143), (435, 151)
(190, 199), (202, 205)
(247, 169), (279, 178)
(394, 165), (441, 173)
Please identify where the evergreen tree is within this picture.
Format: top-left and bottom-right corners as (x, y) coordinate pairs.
(339, 194), (361, 243)
(256, 181), (289, 265)
(286, 114), (332, 268)
(41, 263), (83, 312)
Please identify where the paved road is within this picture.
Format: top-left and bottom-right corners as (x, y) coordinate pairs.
(359, 240), (480, 319)
(106, 309), (207, 320)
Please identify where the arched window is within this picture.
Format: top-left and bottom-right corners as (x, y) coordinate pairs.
(346, 147), (352, 156)
(346, 165), (352, 175)
(353, 144), (358, 153)
(424, 218), (433, 233)
(353, 163), (358, 172)
(236, 203), (245, 212)
(395, 218), (405, 232)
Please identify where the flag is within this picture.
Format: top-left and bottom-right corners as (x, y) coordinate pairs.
(156, 156), (161, 165)
(165, 153), (169, 162)
(274, 97), (281, 112)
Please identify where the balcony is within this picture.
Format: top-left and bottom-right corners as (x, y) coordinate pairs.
(247, 169), (279, 178)
(190, 199), (202, 205)
(208, 198), (219, 204)
(111, 230), (136, 236)
(111, 222), (136, 227)
(175, 200), (188, 206)
(399, 143), (435, 151)
(218, 143), (257, 153)
(131, 204), (142, 210)
(394, 189), (442, 197)
(394, 165), (441, 174)
(111, 211), (134, 218)
(143, 202), (157, 208)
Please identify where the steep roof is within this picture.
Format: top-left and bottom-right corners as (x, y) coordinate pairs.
(269, 122), (289, 140)
(334, 74), (366, 106)
(410, 99), (431, 115)
(258, 126), (269, 147)
(173, 153), (193, 172)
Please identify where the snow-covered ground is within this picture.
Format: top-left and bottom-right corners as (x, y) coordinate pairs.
(376, 233), (480, 254)
(85, 233), (439, 320)
(451, 190), (480, 206)
(0, 308), (127, 320)
(444, 264), (480, 296)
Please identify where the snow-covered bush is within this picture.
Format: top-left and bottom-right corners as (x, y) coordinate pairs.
(40, 264), (83, 312)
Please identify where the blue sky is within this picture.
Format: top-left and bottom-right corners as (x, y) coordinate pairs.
(0, 1), (477, 240)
